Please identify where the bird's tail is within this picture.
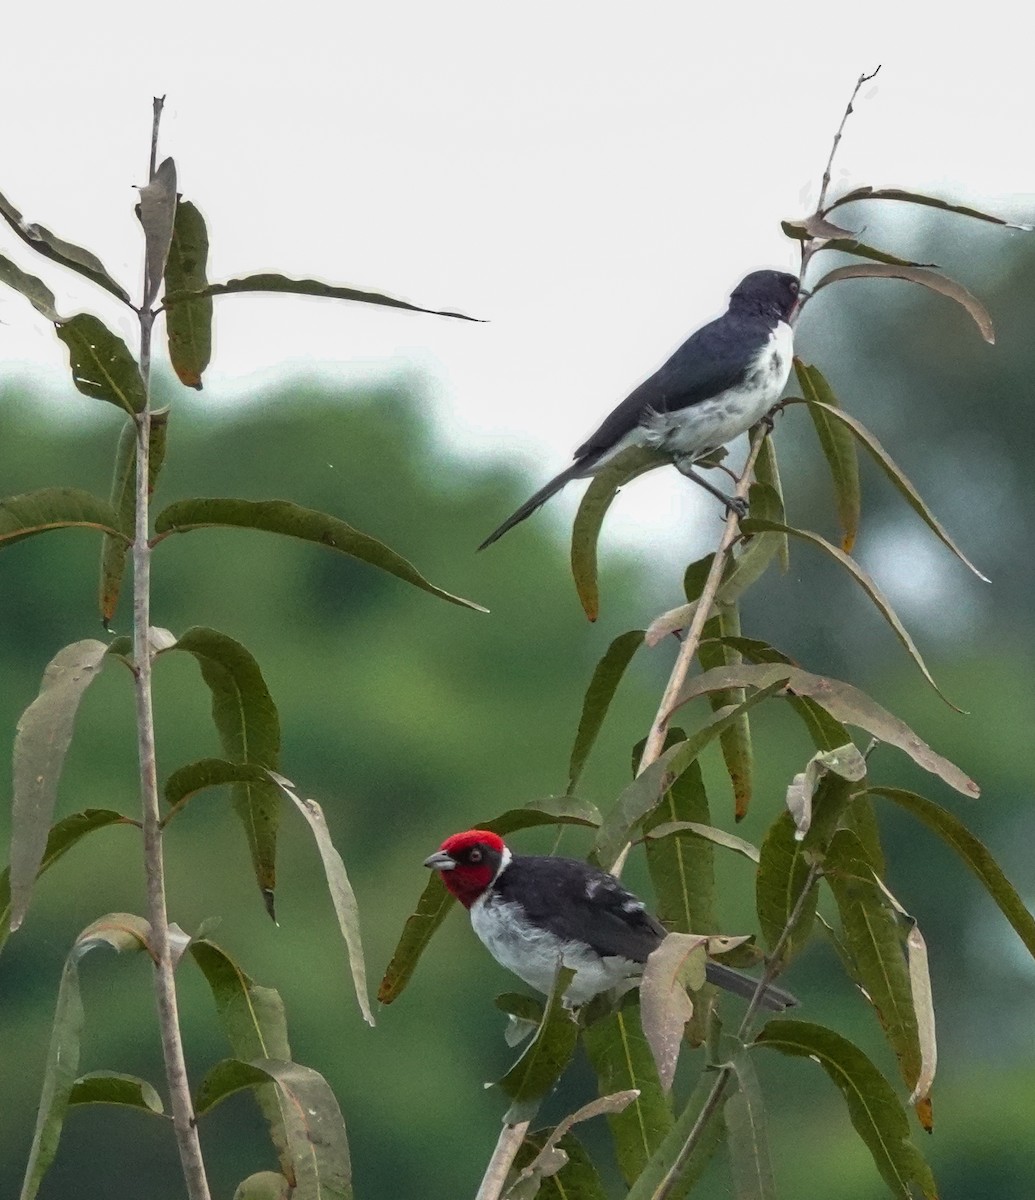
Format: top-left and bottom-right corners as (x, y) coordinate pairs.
(477, 459), (592, 551)
(704, 960), (797, 1012)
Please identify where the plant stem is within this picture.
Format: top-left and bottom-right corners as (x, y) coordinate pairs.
(133, 97), (211, 1200)
(474, 1118), (531, 1200)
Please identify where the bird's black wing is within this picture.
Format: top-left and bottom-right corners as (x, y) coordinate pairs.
(501, 856), (665, 963)
(574, 312), (769, 460)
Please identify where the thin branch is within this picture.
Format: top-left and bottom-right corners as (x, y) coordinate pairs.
(474, 1118), (531, 1200)
(817, 67), (880, 213)
(148, 96), (165, 181)
(134, 100), (211, 1200)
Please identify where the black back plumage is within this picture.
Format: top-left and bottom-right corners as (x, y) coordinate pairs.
(495, 854), (666, 963)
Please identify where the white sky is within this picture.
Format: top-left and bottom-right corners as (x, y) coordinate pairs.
(0, 1), (1030, 552)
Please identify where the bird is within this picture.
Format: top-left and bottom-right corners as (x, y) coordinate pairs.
(478, 269), (801, 550)
(424, 829), (796, 1011)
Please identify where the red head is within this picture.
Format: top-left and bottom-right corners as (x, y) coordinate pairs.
(424, 829), (509, 908)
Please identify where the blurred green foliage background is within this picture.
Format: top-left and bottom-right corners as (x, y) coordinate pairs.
(1, 214), (1033, 1199)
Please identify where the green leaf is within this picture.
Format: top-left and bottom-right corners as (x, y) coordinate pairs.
(152, 497), (487, 613)
(644, 820), (760, 865)
(624, 1076), (728, 1200)
(644, 745), (718, 936)
(571, 446), (666, 620)
(568, 629), (644, 791)
(0, 809), (132, 955)
(137, 157), (178, 309)
(810, 262), (995, 344)
(0, 251), (61, 321)
(20, 915), (153, 1200)
(0, 187), (131, 304)
(786, 395), (988, 582)
(99, 410), (169, 625)
(164, 271), (482, 322)
(825, 830), (922, 1100)
(755, 1020), (937, 1199)
(10, 640), (109, 930)
(726, 1052), (777, 1200)
(825, 185), (1033, 231)
(0, 488), (125, 549)
(755, 812), (818, 964)
(190, 939), (293, 1175)
(582, 994), (674, 1184)
(163, 199), (213, 388)
(377, 799), (601, 1004)
(753, 437), (789, 570)
(163, 757), (273, 820)
(68, 1071), (164, 1114)
(869, 787), (1035, 960)
(593, 679), (788, 871)
(794, 361), (860, 553)
(699, 604), (754, 819)
(54, 314), (146, 414)
(233, 1173), (292, 1200)
(195, 1058), (352, 1199)
(739, 517), (955, 707)
(496, 967), (579, 1121)
(166, 628), (281, 917)
(268, 774), (374, 1026)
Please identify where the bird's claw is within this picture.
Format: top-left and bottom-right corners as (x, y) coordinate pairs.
(725, 495), (749, 520)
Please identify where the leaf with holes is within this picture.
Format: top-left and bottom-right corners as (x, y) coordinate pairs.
(55, 314), (146, 413)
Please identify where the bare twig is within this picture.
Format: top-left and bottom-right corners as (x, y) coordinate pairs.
(134, 100), (211, 1200)
(817, 67), (880, 214)
(148, 96), (165, 182)
(474, 1118), (531, 1200)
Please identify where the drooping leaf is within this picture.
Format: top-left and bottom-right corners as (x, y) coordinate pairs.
(68, 1072), (164, 1114)
(166, 628), (281, 917)
(99, 409), (170, 625)
(137, 156), (178, 309)
(755, 812), (818, 964)
(20, 915), (153, 1200)
(794, 361), (860, 553)
(582, 993), (674, 1185)
(571, 446), (666, 621)
(593, 679), (788, 871)
(0, 251), (61, 321)
(644, 820), (760, 865)
(825, 185), (1033, 231)
(810, 262), (995, 344)
(644, 744), (718, 936)
(869, 787), (1035, 959)
(639, 933), (707, 1092)
(786, 396), (988, 581)
(268, 773), (374, 1026)
(816, 241), (939, 268)
(54, 314), (146, 414)
(0, 187), (131, 304)
(496, 967), (579, 1122)
(0, 809), (132, 955)
(378, 798), (601, 1004)
(10, 640), (109, 930)
(781, 214), (858, 240)
(741, 517), (953, 706)
(0, 488), (125, 549)
(825, 830), (923, 1106)
(753, 437), (789, 570)
(163, 199), (213, 388)
(786, 743), (867, 844)
(195, 1058), (352, 1199)
(755, 1020), (937, 1199)
(163, 757), (273, 820)
(699, 604), (754, 819)
(568, 629), (644, 791)
(190, 939), (293, 1173)
(152, 497), (487, 613)
(725, 1052), (777, 1200)
(164, 271), (482, 322)
(686, 658), (953, 793)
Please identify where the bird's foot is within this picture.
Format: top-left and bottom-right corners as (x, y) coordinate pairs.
(725, 494), (749, 520)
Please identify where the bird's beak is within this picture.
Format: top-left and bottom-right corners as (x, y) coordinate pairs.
(423, 851), (456, 871)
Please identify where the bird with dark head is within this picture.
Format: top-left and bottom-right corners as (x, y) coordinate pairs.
(424, 829), (796, 1011)
(479, 269), (802, 549)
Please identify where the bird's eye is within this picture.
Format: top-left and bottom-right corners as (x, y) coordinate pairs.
(468, 848), (483, 863)
(789, 279), (799, 294)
